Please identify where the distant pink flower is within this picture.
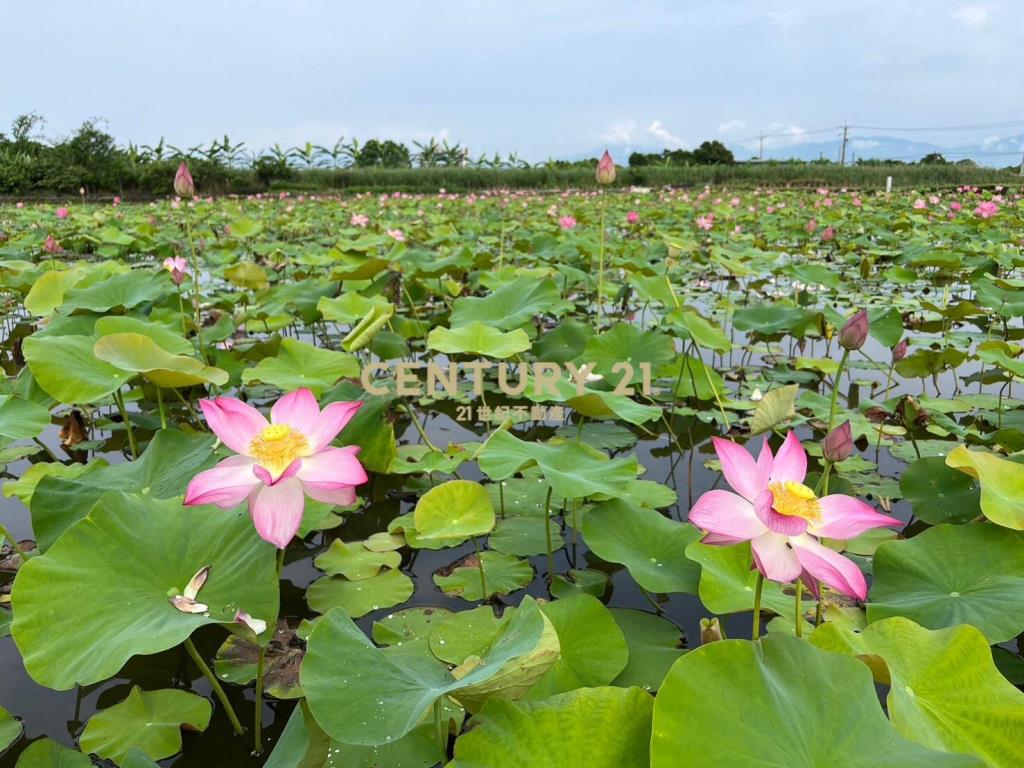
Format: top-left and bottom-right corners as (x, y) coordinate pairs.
(689, 433), (900, 599)
(559, 215), (577, 230)
(696, 213), (714, 231)
(43, 235), (61, 254)
(821, 226), (835, 242)
(626, 211), (639, 224)
(974, 201), (999, 219)
(185, 389), (367, 548)
(766, 206), (775, 214)
(851, 197), (862, 207)
(112, 196), (121, 206)
(350, 213), (369, 227)
(928, 195), (940, 205)
(56, 207), (69, 219)
(162, 256), (189, 285)
(913, 199), (927, 210)
(949, 201), (962, 212)
(386, 229), (406, 242)
(805, 218), (817, 234)
(730, 197), (741, 207)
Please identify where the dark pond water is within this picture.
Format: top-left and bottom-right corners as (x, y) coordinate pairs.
(0, 328), (980, 765)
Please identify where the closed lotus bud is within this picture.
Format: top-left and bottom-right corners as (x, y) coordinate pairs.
(595, 150), (616, 185)
(822, 420), (853, 463)
(174, 162), (195, 198)
(892, 338), (908, 362)
(700, 617), (724, 644)
(839, 309), (869, 351)
(859, 254), (873, 279)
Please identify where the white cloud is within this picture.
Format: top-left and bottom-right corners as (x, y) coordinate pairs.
(952, 5), (989, 27)
(646, 120), (686, 148)
(600, 121), (638, 145)
(717, 118), (747, 134)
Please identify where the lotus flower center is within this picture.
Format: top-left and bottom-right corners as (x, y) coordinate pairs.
(249, 424), (310, 475)
(769, 481), (821, 522)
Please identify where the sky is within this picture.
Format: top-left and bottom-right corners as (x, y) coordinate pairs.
(2, 0), (1022, 162)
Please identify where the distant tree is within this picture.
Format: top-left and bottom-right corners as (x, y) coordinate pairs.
(357, 139), (411, 168)
(919, 152), (948, 165)
(692, 140), (734, 165)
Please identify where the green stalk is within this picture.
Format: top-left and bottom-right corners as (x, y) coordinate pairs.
(183, 211), (207, 362)
(113, 389), (138, 459)
(752, 571), (764, 640)
(255, 548), (286, 752)
(794, 581), (804, 638)
(543, 485), (554, 582)
(826, 349), (850, 433)
(184, 637), (244, 735)
(156, 387), (167, 430)
(0, 522), (33, 562)
(471, 535), (488, 600)
(433, 699), (447, 763)
(595, 193), (606, 328)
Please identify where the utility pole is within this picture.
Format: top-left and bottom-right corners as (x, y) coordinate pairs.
(839, 124), (849, 166)
(1019, 152), (1023, 176)
(758, 133), (765, 160)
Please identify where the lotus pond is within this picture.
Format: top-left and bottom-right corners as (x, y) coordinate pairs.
(0, 182), (1023, 767)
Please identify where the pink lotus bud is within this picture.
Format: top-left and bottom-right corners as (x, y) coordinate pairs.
(162, 256), (189, 286)
(56, 207), (69, 219)
(183, 565), (210, 600)
(626, 210), (639, 224)
(174, 162), (195, 198)
(822, 420), (853, 463)
(892, 338), (908, 362)
(839, 309), (869, 351)
(43, 235), (60, 254)
(821, 226), (835, 242)
(595, 150), (616, 185)
(805, 218), (817, 233)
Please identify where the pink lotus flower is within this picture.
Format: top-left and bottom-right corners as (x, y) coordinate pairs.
(913, 199), (927, 210)
(56, 207), (69, 219)
(821, 226), (835, 242)
(386, 228), (405, 242)
(805, 218), (817, 234)
(949, 201), (962, 212)
(595, 150), (616, 185)
(696, 213), (714, 231)
(162, 256), (189, 285)
(184, 389), (367, 548)
(174, 163), (195, 198)
(350, 213), (369, 227)
(689, 433), (900, 599)
(43, 235), (61, 254)
(559, 215), (577, 230)
(626, 211), (639, 224)
(974, 201), (999, 218)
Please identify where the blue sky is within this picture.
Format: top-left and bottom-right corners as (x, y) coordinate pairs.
(2, 1), (1022, 161)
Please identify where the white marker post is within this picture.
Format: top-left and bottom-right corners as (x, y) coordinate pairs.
(885, 176), (893, 194)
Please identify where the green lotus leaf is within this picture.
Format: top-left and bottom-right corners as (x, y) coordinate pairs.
(225, 261), (269, 289)
(868, 523), (1024, 643)
(307, 568), (414, 617)
(314, 539), (402, 580)
(413, 479), (495, 540)
(748, 384), (799, 434)
(301, 597), (557, 745)
(24, 267), (86, 316)
(427, 322), (531, 359)
(12, 738), (91, 767)
(242, 338), (359, 395)
(58, 270), (165, 313)
(373, 606), (455, 648)
(449, 686), (654, 768)
(582, 323), (675, 384)
(651, 634), (984, 767)
(450, 277), (569, 330)
(317, 292), (393, 324)
(900, 455), (981, 525)
(94, 316), (194, 355)
(0, 706), (21, 754)
(23, 334), (132, 403)
(428, 605), (511, 664)
(79, 687), (211, 764)
(0, 396), (50, 441)
(489, 514), (564, 557)
(813, 617), (1024, 766)
(477, 430), (637, 499)
(610, 608), (686, 692)
(11, 490), (279, 689)
(434, 551), (533, 601)
(93, 332), (228, 388)
(944, 445), (1024, 529)
(582, 499), (701, 593)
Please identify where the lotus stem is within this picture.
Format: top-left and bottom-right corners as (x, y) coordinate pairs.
(156, 387), (167, 430)
(254, 645), (265, 754)
(433, 698), (446, 762)
(543, 485), (554, 582)
(0, 522), (33, 562)
(184, 637), (244, 735)
(827, 349), (850, 432)
(113, 388), (138, 459)
(752, 571), (764, 640)
(596, 193), (606, 327)
(471, 535), (487, 599)
(183, 211), (207, 363)
(794, 581), (804, 638)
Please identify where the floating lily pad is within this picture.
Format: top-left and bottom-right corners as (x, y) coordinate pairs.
(372, 606), (455, 648)
(610, 609), (686, 692)
(812, 617), (1024, 766)
(242, 338), (360, 395)
(413, 479), (495, 540)
(314, 540), (402, 580)
(427, 322), (531, 358)
(93, 332), (228, 388)
(582, 499), (700, 593)
(489, 514), (563, 557)
(0, 707), (21, 754)
(651, 634), (983, 767)
(23, 334), (132, 403)
(944, 445), (1024, 529)
(899, 456), (981, 525)
(12, 738), (91, 767)
(868, 523), (1024, 643)
(449, 686), (654, 768)
(80, 687), (211, 764)
(11, 491), (279, 689)
(434, 551), (533, 601)
(307, 568), (414, 617)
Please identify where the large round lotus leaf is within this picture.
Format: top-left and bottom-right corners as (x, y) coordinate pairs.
(301, 597), (557, 746)
(24, 267), (85, 316)
(477, 430), (638, 500)
(683, 540), (805, 618)
(610, 609), (686, 692)
(0, 706), (21, 753)
(449, 686), (654, 768)
(433, 551), (533, 601)
(524, 594), (628, 700)
(868, 523), (1024, 643)
(900, 456), (981, 525)
(428, 605), (511, 664)
(489, 514), (564, 556)
(313, 539), (401, 580)
(0, 395), (49, 441)
(582, 323), (676, 384)
(372, 606), (455, 647)
(241, 338), (359, 396)
(79, 687), (211, 764)
(582, 499), (700, 593)
(427, 322), (531, 358)
(449, 277), (568, 330)
(94, 316), (194, 355)
(944, 445), (1024, 529)
(12, 738), (91, 767)
(58, 270), (165, 313)
(651, 634), (984, 767)
(93, 332), (228, 388)
(812, 617), (1024, 766)
(11, 490), (279, 690)
(23, 334), (132, 403)
(306, 569), (414, 617)
(413, 480), (495, 540)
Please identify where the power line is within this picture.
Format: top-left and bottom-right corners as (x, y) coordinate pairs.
(850, 119), (1024, 133)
